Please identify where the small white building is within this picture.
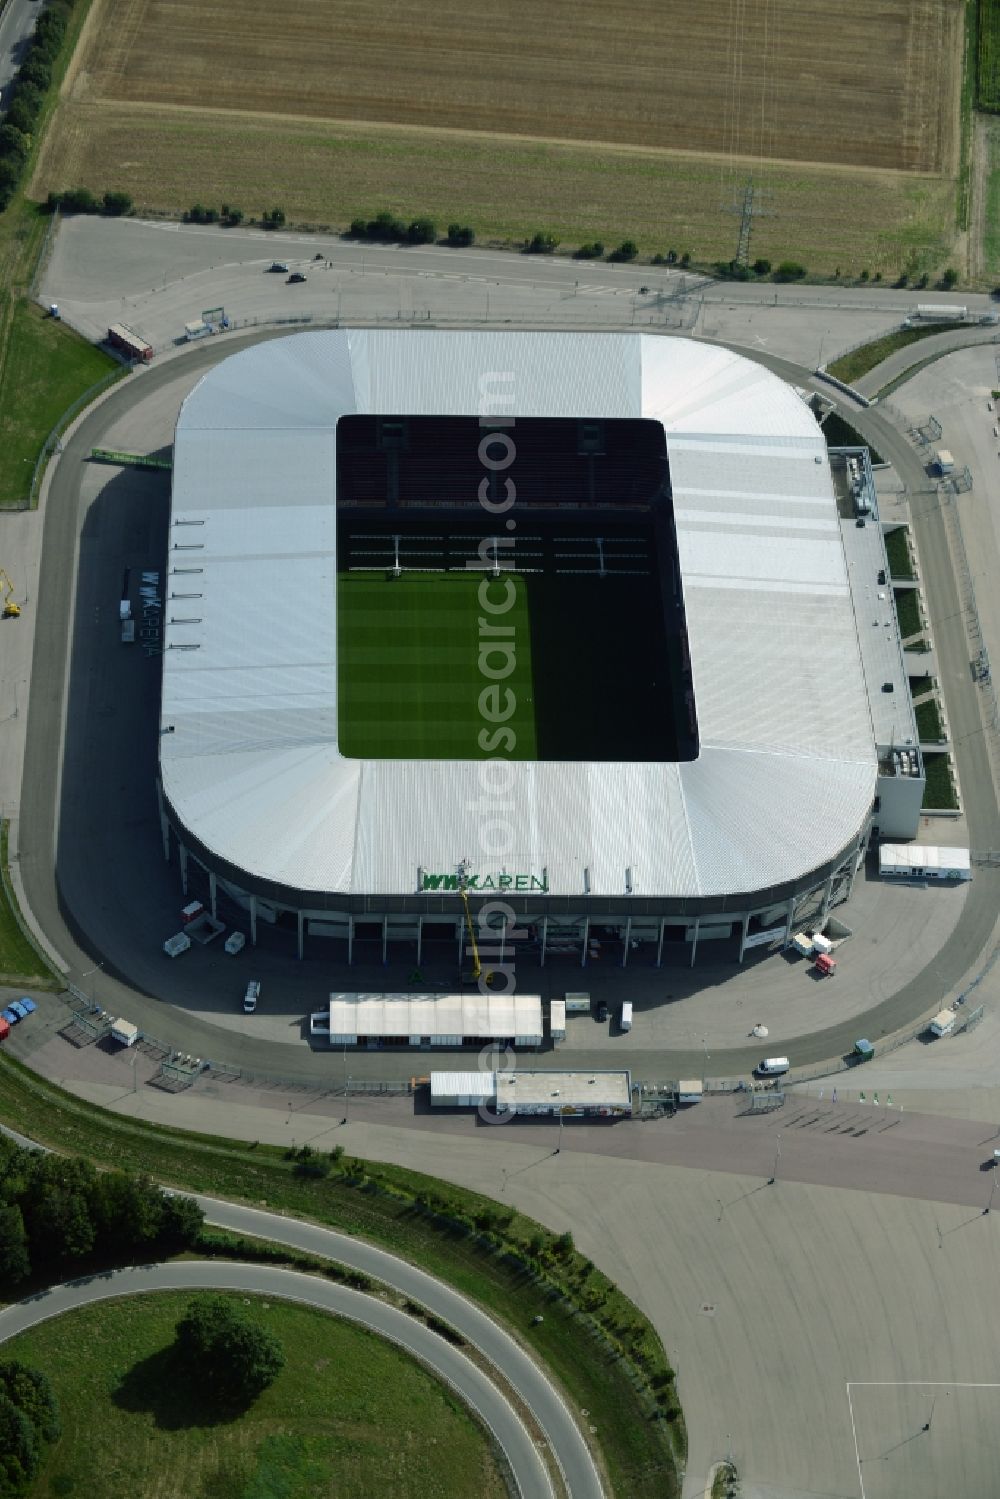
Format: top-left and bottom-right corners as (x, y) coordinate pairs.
(429, 1068), (633, 1116)
(879, 844), (971, 881)
(312, 992), (543, 1049)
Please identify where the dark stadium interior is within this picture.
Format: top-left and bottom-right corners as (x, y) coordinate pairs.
(335, 416), (698, 761)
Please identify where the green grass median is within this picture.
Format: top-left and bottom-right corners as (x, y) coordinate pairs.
(5, 1292), (507, 1499)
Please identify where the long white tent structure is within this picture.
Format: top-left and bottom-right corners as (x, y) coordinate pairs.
(160, 329), (884, 965)
(311, 992), (544, 1048)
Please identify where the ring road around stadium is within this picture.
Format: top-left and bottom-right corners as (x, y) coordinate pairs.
(157, 330), (921, 977)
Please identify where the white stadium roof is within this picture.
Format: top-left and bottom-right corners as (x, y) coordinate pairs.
(162, 330), (877, 901)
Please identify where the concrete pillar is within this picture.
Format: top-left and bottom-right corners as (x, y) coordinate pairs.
(249, 894), (257, 946)
(817, 873), (836, 925)
(209, 871), (217, 921)
(155, 779), (170, 862)
(738, 913), (750, 963)
(348, 916), (354, 966)
(456, 918), (464, 970)
(416, 916), (423, 966)
(622, 918), (631, 968)
(297, 909), (305, 960)
(382, 916), (389, 966)
(178, 841), (189, 897)
(540, 915), (548, 967)
(656, 917), (666, 968)
(784, 896), (796, 940)
(581, 917), (590, 967)
(689, 918), (699, 968)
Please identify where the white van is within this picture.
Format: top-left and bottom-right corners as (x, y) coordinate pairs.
(757, 1056), (790, 1076)
(619, 1001), (633, 1032)
(243, 980), (260, 1014)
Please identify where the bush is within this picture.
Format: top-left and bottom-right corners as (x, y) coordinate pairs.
(406, 216), (436, 244)
(526, 231), (559, 254)
(446, 222), (474, 246)
(262, 206), (286, 229)
(751, 257), (771, 275)
(679, 251), (690, 267)
(48, 186), (98, 213)
(17, 57), (51, 93)
(184, 203), (218, 224)
(174, 1296), (285, 1406)
(220, 203), (243, 226)
(4, 98), (38, 136)
(609, 239), (638, 262)
(348, 217), (367, 237)
(860, 269), (870, 282)
(102, 190), (132, 216)
(0, 126), (29, 166)
(364, 209), (405, 241)
(773, 260), (806, 282)
(574, 241), (604, 259)
(940, 266), (958, 289)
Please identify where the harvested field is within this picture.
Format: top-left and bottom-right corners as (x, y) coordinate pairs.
(64, 0), (964, 175)
(32, 0), (965, 271)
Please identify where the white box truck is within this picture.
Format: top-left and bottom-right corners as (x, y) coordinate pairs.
(811, 933), (834, 956)
(549, 999), (566, 1041)
(564, 992), (591, 1013)
(929, 1009), (956, 1037)
(791, 932), (814, 958)
(677, 1079), (703, 1104)
(619, 1001), (633, 1032)
(163, 932), (191, 958)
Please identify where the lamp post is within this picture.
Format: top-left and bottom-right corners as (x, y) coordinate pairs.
(81, 962), (103, 1005)
(768, 1132), (781, 1185)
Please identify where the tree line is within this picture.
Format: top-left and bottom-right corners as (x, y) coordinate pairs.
(0, 0), (79, 213)
(0, 1135), (204, 1286)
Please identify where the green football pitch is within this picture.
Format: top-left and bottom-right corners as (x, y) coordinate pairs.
(337, 573), (537, 759)
(337, 569), (681, 761)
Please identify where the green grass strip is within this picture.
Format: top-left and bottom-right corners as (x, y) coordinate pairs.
(827, 324), (968, 387)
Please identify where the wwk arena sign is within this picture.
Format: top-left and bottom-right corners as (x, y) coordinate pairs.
(420, 872), (549, 893)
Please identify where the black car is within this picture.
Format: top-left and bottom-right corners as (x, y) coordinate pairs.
(595, 1001), (608, 1023)
(267, 262), (289, 273)
(288, 272), (307, 283)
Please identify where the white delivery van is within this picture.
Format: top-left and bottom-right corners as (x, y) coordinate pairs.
(224, 931), (246, 956)
(790, 932), (814, 958)
(757, 1056), (790, 1076)
(929, 1008), (955, 1037)
(619, 1001), (633, 1032)
(163, 932), (191, 958)
(243, 980), (260, 1014)
(811, 932), (834, 956)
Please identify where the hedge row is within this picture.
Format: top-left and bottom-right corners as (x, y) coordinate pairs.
(0, 0), (79, 213)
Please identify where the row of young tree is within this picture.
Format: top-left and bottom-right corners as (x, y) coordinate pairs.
(0, 0), (79, 213)
(0, 1136), (204, 1285)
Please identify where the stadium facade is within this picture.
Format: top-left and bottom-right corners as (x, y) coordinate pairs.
(157, 329), (921, 969)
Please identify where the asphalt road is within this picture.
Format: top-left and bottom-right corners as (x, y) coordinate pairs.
(0, 1259), (555, 1499)
(10, 326), (999, 1086)
(0, 0), (36, 95)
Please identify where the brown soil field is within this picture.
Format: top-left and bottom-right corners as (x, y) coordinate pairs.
(31, 0), (965, 273)
(66, 0), (962, 175)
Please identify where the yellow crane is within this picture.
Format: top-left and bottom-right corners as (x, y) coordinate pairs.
(0, 570), (20, 618)
(459, 880), (494, 987)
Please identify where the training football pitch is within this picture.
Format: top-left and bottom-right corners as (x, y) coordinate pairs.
(337, 570), (679, 761)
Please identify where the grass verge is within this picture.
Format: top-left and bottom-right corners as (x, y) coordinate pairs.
(5, 1292), (507, 1499)
(884, 527), (915, 580)
(0, 823), (58, 986)
(985, 116), (1000, 277)
(827, 324), (968, 387)
(922, 752), (959, 809)
(0, 0), (122, 511)
(893, 587), (922, 639)
(0, 297), (119, 508)
(0, 1053), (684, 1497)
(977, 0), (1000, 112)
(915, 698), (945, 741)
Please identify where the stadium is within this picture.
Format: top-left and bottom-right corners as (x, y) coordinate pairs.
(157, 329), (921, 971)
